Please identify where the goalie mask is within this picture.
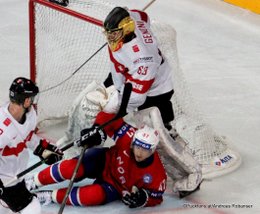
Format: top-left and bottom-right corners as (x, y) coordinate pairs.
(132, 125), (160, 153)
(104, 7), (135, 52)
(9, 77), (39, 105)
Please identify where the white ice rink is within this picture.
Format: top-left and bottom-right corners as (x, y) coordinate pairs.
(1, 0), (260, 213)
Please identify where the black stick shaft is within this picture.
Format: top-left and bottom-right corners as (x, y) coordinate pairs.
(57, 145), (87, 214)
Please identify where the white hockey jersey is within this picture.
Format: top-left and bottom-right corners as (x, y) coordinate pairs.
(108, 9), (174, 110)
(0, 103), (41, 186)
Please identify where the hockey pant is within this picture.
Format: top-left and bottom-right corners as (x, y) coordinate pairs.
(0, 180), (37, 213)
(138, 90), (174, 125)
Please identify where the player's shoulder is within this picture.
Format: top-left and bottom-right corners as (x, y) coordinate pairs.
(129, 10), (150, 24)
(114, 122), (135, 142)
(0, 105), (9, 128)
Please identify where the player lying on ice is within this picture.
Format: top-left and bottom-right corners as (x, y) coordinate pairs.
(27, 106), (202, 208)
(0, 77), (63, 214)
(26, 110), (167, 208)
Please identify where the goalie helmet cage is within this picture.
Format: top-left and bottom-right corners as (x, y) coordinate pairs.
(29, 0), (241, 179)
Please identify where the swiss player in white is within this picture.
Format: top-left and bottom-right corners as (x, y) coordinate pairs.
(102, 7), (174, 130)
(0, 77), (63, 214)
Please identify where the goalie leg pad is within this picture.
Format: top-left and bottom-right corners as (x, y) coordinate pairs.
(179, 181), (202, 198)
(172, 172), (202, 193)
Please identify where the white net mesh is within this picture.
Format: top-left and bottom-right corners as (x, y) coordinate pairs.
(30, 0), (241, 178)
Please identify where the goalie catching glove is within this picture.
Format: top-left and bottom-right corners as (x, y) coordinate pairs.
(77, 125), (107, 148)
(82, 83), (119, 117)
(34, 139), (63, 165)
(122, 186), (149, 208)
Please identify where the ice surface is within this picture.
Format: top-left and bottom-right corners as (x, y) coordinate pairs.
(1, 0), (260, 213)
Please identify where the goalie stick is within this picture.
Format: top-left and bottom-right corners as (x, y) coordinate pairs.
(58, 82), (132, 214)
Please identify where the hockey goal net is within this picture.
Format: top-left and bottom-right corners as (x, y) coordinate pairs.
(29, 0), (241, 179)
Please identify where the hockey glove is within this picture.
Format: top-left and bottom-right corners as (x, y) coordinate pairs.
(78, 125), (107, 148)
(122, 186), (149, 208)
(34, 139), (63, 165)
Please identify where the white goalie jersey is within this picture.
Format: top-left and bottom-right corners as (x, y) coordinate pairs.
(57, 82), (202, 193)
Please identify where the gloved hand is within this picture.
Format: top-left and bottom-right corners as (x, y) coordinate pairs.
(82, 84), (117, 117)
(34, 139), (63, 165)
(102, 88), (121, 114)
(77, 125), (107, 148)
(122, 186), (149, 208)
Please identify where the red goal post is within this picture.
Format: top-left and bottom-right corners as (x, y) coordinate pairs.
(29, 0), (241, 179)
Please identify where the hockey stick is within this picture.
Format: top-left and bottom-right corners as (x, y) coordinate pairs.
(58, 83), (132, 214)
(142, 0), (156, 11)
